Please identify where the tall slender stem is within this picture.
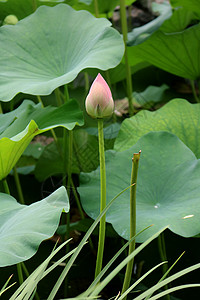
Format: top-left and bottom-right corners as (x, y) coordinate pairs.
(94, 0), (99, 18)
(63, 85), (71, 297)
(120, 0), (134, 116)
(2, 178), (10, 194)
(0, 102), (3, 113)
(122, 151), (141, 297)
(95, 118), (107, 278)
(55, 88), (63, 106)
(84, 72), (89, 95)
(190, 80), (200, 103)
(17, 264), (23, 285)
(70, 178), (84, 218)
(36, 95), (44, 107)
(32, 0), (37, 11)
(157, 233), (170, 300)
(70, 178), (95, 253)
(36, 95), (61, 155)
(13, 166), (25, 204)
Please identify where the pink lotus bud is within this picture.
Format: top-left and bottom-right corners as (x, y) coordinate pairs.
(85, 73), (114, 118)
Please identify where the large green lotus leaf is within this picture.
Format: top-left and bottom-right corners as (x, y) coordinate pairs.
(79, 131), (200, 242)
(161, 7), (199, 33)
(0, 4), (124, 102)
(114, 99), (200, 157)
(128, 23), (200, 80)
(0, 186), (69, 266)
(0, 99), (84, 180)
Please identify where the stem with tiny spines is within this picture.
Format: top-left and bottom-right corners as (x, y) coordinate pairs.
(2, 178), (10, 194)
(94, 0), (99, 18)
(95, 118), (107, 278)
(157, 233), (170, 300)
(55, 87), (63, 106)
(17, 264), (23, 285)
(122, 151), (141, 298)
(84, 72), (90, 94)
(13, 166), (25, 204)
(190, 80), (200, 103)
(120, 0), (134, 116)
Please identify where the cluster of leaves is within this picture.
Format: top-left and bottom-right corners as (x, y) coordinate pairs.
(1, 0), (200, 299)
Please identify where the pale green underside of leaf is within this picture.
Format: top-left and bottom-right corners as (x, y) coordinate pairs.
(0, 186), (69, 266)
(0, 4), (124, 101)
(114, 99), (200, 158)
(79, 131), (200, 242)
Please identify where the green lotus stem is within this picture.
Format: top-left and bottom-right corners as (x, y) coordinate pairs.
(63, 85), (72, 297)
(70, 178), (85, 219)
(32, 0), (37, 11)
(55, 88), (63, 106)
(120, 0), (134, 116)
(84, 72), (89, 94)
(70, 177), (95, 253)
(157, 233), (170, 300)
(36, 95), (61, 156)
(122, 151), (141, 297)
(17, 263), (23, 285)
(2, 178), (10, 194)
(95, 118), (107, 278)
(0, 103), (3, 114)
(36, 95), (44, 107)
(190, 80), (200, 103)
(67, 130), (73, 191)
(94, 0), (99, 18)
(104, 70), (111, 88)
(13, 166), (25, 205)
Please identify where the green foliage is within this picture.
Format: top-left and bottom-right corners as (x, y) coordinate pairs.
(34, 128), (114, 180)
(129, 23), (200, 80)
(114, 99), (200, 157)
(1, 0), (200, 298)
(0, 4), (124, 101)
(171, 0), (200, 16)
(0, 187), (69, 266)
(79, 131), (200, 242)
(0, 99), (83, 180)
(133, 84), (169, 108)
(161, 7), (199, 32)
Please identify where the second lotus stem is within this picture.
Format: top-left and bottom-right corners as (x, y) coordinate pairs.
(122, 151), (141, 297)
(120, 0), (134, 116)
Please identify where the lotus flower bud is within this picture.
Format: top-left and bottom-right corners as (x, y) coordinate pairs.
(85, 73), (114, 118)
